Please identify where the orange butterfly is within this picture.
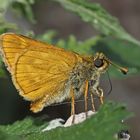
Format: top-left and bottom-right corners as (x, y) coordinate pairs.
(0, 33), (128, 122)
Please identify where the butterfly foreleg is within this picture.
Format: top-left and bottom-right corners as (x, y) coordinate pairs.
(97, 87), (104, 104)
(90, 92), (96, 112)
(90, 75), (104, 105)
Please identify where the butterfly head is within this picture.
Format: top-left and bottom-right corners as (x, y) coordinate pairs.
(93, 52), (109, 73)
(93, 52), (128, 75)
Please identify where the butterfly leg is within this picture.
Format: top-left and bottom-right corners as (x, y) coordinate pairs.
(70, 86), (75, 124)
(97, 87), (104, 104)
(84, 80), (89, 118)
(91, 77), (104, 105)
(90, 93), (96, 112)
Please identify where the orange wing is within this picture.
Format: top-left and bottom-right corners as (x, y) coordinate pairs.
(0, 33), (83, 112)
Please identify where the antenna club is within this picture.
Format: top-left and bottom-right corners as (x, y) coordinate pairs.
(120, 67), (128, 75)
(105, 58), (128, 75)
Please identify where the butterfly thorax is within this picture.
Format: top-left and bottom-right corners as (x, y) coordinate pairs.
(69, 57), (101, 99)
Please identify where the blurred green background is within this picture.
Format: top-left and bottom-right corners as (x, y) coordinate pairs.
(0, 0), (140, 139)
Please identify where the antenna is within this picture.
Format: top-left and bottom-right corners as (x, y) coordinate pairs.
(105, 58), (128, 75)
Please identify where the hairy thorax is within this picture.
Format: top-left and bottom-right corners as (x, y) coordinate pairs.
(69, 60), (99, 99)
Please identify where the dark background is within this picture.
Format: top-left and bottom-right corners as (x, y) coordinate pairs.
(0, 0), (140, 139)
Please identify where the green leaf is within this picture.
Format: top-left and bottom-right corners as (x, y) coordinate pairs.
(36, 31), (100, 54)
(0, 58), (5, 77)
(0, 1), (11, 11)
(0, 0), (35, 35)
(0, 1), (18, 33)
(0, 13), (18, 34)
(37, 30), (58, 43)
(11, 0), (36, 24)
(54, 0), (140, 46)
(0, 69), (5, 77)
(0, 102), (132, 140)
(0, 117), (49, 139)
(0, 131), (19, 140)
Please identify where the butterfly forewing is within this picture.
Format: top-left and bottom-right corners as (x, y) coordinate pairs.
(0, 34), (28, 71)
(0, 33), (84, 112)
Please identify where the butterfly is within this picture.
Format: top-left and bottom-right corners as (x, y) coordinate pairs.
(0, 33), (128, 122)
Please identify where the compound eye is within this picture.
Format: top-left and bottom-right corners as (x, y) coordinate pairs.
(94, 59), (104, 68)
